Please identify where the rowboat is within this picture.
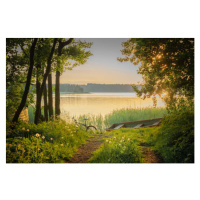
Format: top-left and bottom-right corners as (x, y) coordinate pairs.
(106, 118), (162, 131)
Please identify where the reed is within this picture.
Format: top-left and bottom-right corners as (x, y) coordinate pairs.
(104, 107), (167, 128)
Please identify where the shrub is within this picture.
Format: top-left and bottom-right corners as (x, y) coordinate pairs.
(154, 102), (194, 163)
(6, 120), (89, 163)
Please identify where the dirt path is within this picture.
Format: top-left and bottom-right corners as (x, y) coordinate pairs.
(66, 134), (111, 163)
(67, 135), (163, 163)
(140, 143), (163, 163)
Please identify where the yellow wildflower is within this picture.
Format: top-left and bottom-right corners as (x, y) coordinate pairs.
(36, 133), (40, 138)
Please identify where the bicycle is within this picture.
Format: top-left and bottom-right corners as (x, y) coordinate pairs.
(72, 117), (97, 132)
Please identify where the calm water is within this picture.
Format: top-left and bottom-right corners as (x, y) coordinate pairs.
(54, 93), (165, 119)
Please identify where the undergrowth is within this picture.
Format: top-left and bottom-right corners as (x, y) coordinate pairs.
(6, 120), (90, 163)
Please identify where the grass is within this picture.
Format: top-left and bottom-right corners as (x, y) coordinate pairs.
(28, 106), (167, 130)
(89, 103), (194, 163)
(104, 107), (167, 127)
(88, 127), (160, 163)
(6, 119), (90, 163)
(76, 107), (167, 130)
(25, 104), (193, 163)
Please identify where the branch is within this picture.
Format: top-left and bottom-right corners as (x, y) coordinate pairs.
(58, 38), (74, 55)
(19, 44), (28, 57)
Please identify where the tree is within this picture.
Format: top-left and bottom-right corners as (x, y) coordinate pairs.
(12, 38), (38, 123)
(55, 38), (74, 117)
(55, 39), (93, 118)
(118, 38), (194, 108)
(34, 38), (57, 124)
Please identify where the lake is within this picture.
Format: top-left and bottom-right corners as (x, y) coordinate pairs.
(55, 92), (165, 119)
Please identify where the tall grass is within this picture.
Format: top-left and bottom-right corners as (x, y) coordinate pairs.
(76, 107), (167, 130)
(29, 106), (167, 130)
(104, 107), (167, 127)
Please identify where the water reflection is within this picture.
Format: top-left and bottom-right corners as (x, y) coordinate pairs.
(55, 93), (165, 118)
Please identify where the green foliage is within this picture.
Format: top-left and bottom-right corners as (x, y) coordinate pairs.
(118, 38), (194, 106)
(154, 102), (194, 163)
(6, 39), (35, 121)
(89, 129), (143, 163)
(6, 120), (89, 163)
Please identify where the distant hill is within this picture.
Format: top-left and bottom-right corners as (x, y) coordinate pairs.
(58, 83), (141, 93)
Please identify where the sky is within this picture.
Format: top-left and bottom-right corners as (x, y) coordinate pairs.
(52, 38), (143, 85)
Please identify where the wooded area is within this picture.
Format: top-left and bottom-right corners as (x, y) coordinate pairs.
(6, 38), (92, 124)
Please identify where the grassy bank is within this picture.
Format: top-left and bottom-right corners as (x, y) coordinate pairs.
(88, 127), (159, 163)
(89, 104), (194, 163)
(6, 120), (90, 163)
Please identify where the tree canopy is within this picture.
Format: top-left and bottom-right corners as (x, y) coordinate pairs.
(118, 38), (194, 107)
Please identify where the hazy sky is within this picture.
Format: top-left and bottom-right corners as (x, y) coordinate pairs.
(53, 38), (143, 85)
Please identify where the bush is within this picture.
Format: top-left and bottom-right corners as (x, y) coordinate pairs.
(154, 102), (194, 163)
(89, 129), (143, 163)
(6, 120), (89, 163)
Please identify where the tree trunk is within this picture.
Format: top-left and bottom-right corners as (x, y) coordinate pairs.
(34, 38), (57, 124)
(12, 38), (38, 123)
(55, 38), (73, 119)
(35, 64), (42, 123)
(48, 73), (53, 120)
(43, 81), (48, 121)
(55, 70), (60, 117)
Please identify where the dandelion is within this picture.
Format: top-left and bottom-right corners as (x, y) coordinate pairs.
(22, 127), (25, 131)
(50, 138), (53, 141)
(27, 129), (29, 132)
(109, 141), (111, 143)
(122, 137), (124, 139)
(9, 144), (12, 147)
(35, 133), (40, 138)
(119, 144), (121, 146)
(37, 148), (40, 151)
(128, 138), (130, 141)
(71, 134), (74, 137)
(42, 136), (45, 139)
(60, 144), (63, 147)
(61, 137), (64, 139)
(106, 140), (108, 142)
(113, 137), (116, 139)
